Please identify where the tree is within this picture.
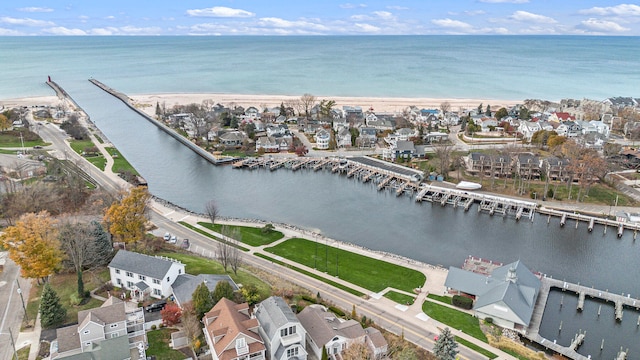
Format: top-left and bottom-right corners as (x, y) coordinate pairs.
(279, 102), (286, 116)
(180, 302), (203, 353)
(342, 342), (371, 360)
(0, 113), (10, 131)
(433, 327), (458, 360)
(192, 282), (214, 320)
(477, 103), (483, 115)
(212, 280), (235, 304)
(603, 142), (622, 158)
(295, 145), (308, 157)
(318, 99), (336, 120)
(300, 93), (317, 119)
(240, 283), (261, 305)
(58, 219), (100, 297)
(104, 186), (150, 246)
(518, 106), (531, 120)
(433, 142), (456, 177)
(1, 211), (62, 282)
(485, 104), (491, 116)
(161, 303), (182, 326)
(205, 200), (219, 225)
(439, 102), (451, 118)
(494, 107), (508, 121)
(321, 345), (329, 360)
(40, 282), (67, 328)
(90, 220), (113, 266)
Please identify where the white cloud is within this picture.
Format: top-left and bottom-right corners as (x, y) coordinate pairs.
(480, 0), (528, 3)
(579, 4), (640, 17)
(257, 17), (329, 32)
(0, 16), (54, 27)
(464, 10), (486, 16)
(105, 16), (115, 20)
(354, 23), (380, 33)
(431, 18), (473, 30)
(580, 18), (630, 32)
(17, 7), (53, 13)
(44, 27), (87, 35)
(0, 27), (23, 35)
(340, 3), (367, 9)
(510, 11), (556, 23)
(372, 11), (394, 20)
(386, 6), (408, 10)
(186, 6), (255, 18)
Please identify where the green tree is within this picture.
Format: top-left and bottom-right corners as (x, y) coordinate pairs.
(279, 102), (286, 117)
(477, 103), (483, 115)
(90, 220), (113, 266)
(240, 284), (261, 305)
(212, 280), (235, 304)
(433, 327), (458, 360)
(494, 107), (508, 120)
(40, 283), (67, 328)
(518, 106), (531, 120)
(485, 104), (491, 116)
(155, 102), (162, 117)
(321, 345), (328, 360)
(192, 282), (213, 320)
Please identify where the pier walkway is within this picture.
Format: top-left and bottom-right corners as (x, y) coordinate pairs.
(524, 277), (640, 359)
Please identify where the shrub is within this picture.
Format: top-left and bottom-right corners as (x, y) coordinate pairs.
(484, 317), (493, 324)
(69, 293), (83, 306)
(452, 295), (473, 310)
(301, 294), (317, 304)
(151, 325), (157, 330)
(329, 306), (345, 317)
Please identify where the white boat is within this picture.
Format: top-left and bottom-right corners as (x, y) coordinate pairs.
(456, 181), (482, 190)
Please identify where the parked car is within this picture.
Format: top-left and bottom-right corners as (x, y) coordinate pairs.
(163, 232), (171, 241)
(169, 235), (177, 244)
(144, 300), (166, 312)
(181, 239), (190, 249)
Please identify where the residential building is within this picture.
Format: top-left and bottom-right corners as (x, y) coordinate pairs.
(108, 250), (186, 301)
(256, 136), (280, 153)
(336, 128), (352, 148)
(50, 297), (146, 360)
(219, 131), (245, 147)
(171, 274), (238, 308)
(314, 129), (331, 150)
(556, 121), (581, 138)
(444, 260), (541, 332)
(202, 298), (266, 360)
(515, 153), (541, 179)
(542, 157), (570, 181)
(253, 296), (307, 360)
(518, 121), (541, 142)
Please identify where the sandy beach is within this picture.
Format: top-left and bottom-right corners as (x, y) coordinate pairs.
(0, 95), (60, 109)
(129, 93), (520, 115)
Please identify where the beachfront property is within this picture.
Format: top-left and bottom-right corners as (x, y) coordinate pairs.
(50, 297), (146, 360)
(444, 260), (541, 332)
(108, 250), (186, 301)
(253, 296), (308, 360)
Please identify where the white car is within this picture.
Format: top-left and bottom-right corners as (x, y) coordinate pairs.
(163, 232), (171, 241)
(169, 235), (177, 244)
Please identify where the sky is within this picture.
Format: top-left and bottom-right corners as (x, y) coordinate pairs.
(1, 1), (639, 36)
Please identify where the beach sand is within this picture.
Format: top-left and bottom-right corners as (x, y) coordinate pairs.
(0, 95), (59, 109)
(129, 93), (520, 115)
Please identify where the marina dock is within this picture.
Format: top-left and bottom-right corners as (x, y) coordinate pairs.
(539, 207), (640, 238)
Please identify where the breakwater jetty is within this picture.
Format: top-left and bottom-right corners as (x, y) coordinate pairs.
(525, 277), (638, 359)
(88, 79), (237, 166)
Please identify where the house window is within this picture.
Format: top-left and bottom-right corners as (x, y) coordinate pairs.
(138, 275), (146, 281)
(166, 277), (170, 282)
(127, 281), (134, 288)
(116, 278), (122, 285)
(126, 271), (133, 277)
(280, 326), (296, 337)
(110, 324), (118, 328)
(287, 347), (299, 357)
(115, 269), (120, 274)
(153, 289), (161, 296)
(153, 279), (160, 285)
(178, 269), (182, 274)
(110, 333), (119, 339)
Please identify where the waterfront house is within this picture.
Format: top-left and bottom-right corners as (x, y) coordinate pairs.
(202, 298), (266, 360)
(542, 157), (570, 181)
(444, 260), (541, 332)
(219, 131), (246, 147)
(515, 153), (541, 179)
(357, 127), (377, 148)
(50, 297), (146, 360)
(314, 129), (331, 150)
(253, 296), (307, 360)
(108, 250), (185, 301)
(336, 128), (352, 148)
(171, 274), (238, 308)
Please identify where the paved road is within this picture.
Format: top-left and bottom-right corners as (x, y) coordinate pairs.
(0, 254), (31, 360)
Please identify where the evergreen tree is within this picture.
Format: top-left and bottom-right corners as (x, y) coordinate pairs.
(477, 103), (483, 115)
(279, 102), (286, 117)
(433, 327), (458, 360)
(321, 345), (329, 360)
(485, 104), (491, 116)
(40, 283), (67, 328)
(91, 220), (113, 266)
(192, 282), (213, 320)
(155, 102), (161, 117)
(212, 280), (235, 304)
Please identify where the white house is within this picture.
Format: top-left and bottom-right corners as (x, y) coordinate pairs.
(336, 128), (351, 148)
(50, 297), (146, 360)
(314, 129), (331, 150)
(254, 296), (307, 360)
(518, 121), (541, 141)
(589, 120), (610, 137)
(108, 250), (186, 301)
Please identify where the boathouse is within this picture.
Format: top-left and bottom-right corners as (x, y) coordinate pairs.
(444, 260), (541, 332)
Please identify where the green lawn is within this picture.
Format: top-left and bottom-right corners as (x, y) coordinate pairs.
(427, 293), (452, 304)
(265, 238), (425, 293)
(199, 222), (284, 246)
(422, 300), (487, 342)
(455, 336), (497, 359)
(86, 155), (107, 170)
(0, 131), (46, 148)
(255, 253), (364, 297)
(69, 139), (95, 154)
(178, 222), (249, 252)
(158, 252), (271, 300)
(383, 291), (415, 305)
(146, 329), (186, 360)
(17, 345), (30, 360)
(106, 147), (139, 175)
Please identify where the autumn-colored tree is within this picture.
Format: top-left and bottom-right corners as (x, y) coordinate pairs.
(240, 283), (261, 305)
(1, 211), (62, 282)
(0, 113), (10, 131)
(212, 280), (235, 304)
(161, 303), (182, 326)
(104, 186), (150, 245)
(295, 145), (308, 157)
(180, 302), (203, 354)
(40, 282), (67, 328)
(342, 342), (372, 360)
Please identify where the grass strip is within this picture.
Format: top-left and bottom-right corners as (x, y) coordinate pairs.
(199, 222), (284, 246)
(255, 253), (364, 297)
(422, 300), (487, 342)
(178, 221), (249, 252)
(265, 238), (425, 293)
(383, 291), (415, 305)
(146, 329), (185, 360)
(427, 293), (452, 304)
(106, 147), (139, 175)
(455, 336), (498, 359)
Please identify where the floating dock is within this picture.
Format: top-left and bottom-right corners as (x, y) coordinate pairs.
(539, 207), (640, 237)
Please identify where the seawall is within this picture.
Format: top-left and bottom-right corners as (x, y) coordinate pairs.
(88, 79), (222, 166)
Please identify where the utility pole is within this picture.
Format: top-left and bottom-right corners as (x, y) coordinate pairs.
(16, 279), (28, 326)
(9, 328), (18, 360)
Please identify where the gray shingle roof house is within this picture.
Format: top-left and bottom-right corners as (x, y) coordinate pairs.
(253, 296), (307, 360)
(444, 260), (541, 332)
(108, 250), (186, 301)
(171, 274), (238, 307)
